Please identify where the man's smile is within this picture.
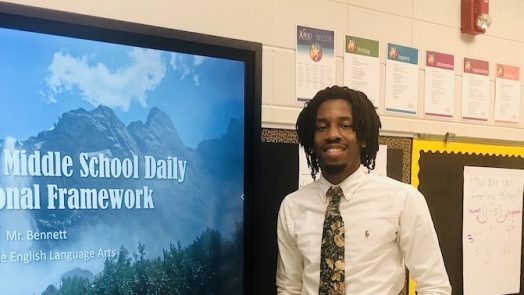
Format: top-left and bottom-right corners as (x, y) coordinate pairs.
(322, 145), (347, 158)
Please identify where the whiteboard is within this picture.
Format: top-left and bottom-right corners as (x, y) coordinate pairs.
(463, 166), (524, 295)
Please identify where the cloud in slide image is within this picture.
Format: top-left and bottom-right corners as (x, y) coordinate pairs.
(44, 48), (166, 111)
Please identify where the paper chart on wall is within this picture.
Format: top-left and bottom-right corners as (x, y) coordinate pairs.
(424, 51), (455, 118)
(296, 25), (335, 102)
(343, 35), (380, 109)
(494, 64), (520, 123)
(298, 146), (313, 189)
(463, 166), (524, 295)
(462, 58), (489, 121)
(370, 144), (387, 177)
(385, 43), (419, 115)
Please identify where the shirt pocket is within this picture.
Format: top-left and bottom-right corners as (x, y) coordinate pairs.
(349, 214), (400, 256)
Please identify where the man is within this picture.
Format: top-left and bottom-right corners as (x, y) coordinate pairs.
(276, 86), (451, 294)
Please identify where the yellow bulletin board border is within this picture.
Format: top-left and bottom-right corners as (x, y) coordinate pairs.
(411, 139), (524, 188)
(409, 139), (524, 295)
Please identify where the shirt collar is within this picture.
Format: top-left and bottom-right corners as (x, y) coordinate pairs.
(318, 165), (367, 202)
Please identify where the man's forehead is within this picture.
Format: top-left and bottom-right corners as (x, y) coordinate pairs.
(316, 100), (353, 117)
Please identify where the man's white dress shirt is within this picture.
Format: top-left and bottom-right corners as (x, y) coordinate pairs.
(276, 166), (451, 294)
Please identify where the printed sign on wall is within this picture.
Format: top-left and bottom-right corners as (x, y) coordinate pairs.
(462, 58), (490, 121)
(494, 64), (520, 123)
(385, 43), (419, 115)
(344, 35), (380, 108)
(296, 25), (335, 102)
(424, 51), (455, 118)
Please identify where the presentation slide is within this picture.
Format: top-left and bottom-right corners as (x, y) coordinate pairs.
(0, 25), (244, 295)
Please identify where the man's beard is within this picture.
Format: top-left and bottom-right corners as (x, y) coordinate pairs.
(322, 163), (347, 176)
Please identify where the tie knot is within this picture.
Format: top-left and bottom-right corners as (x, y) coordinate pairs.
(327, 186), (343, 205)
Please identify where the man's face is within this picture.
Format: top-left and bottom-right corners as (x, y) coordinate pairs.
(313, 99), (363, 183)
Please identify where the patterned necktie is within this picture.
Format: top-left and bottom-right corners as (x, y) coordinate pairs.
(319, 186), (345, 295)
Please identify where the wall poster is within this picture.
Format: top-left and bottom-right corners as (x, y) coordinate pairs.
(296, 25), (335, 102)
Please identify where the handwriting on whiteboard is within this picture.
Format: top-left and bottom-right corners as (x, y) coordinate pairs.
(462, 166), (524, 295)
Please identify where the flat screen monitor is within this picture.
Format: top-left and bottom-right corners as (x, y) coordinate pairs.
(0, 3), (261, 294)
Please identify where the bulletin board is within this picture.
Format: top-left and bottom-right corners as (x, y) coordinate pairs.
(253, 129), (412, 295)
(411, 139), (524, 295)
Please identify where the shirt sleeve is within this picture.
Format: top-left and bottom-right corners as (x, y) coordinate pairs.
(276, 198), (304, 295)
(398, 187), (452, 295)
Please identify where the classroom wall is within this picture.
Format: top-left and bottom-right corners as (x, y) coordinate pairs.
(3, 0), (524, 142)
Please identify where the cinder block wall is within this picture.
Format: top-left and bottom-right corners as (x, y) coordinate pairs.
(4, 0), (524, 142)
